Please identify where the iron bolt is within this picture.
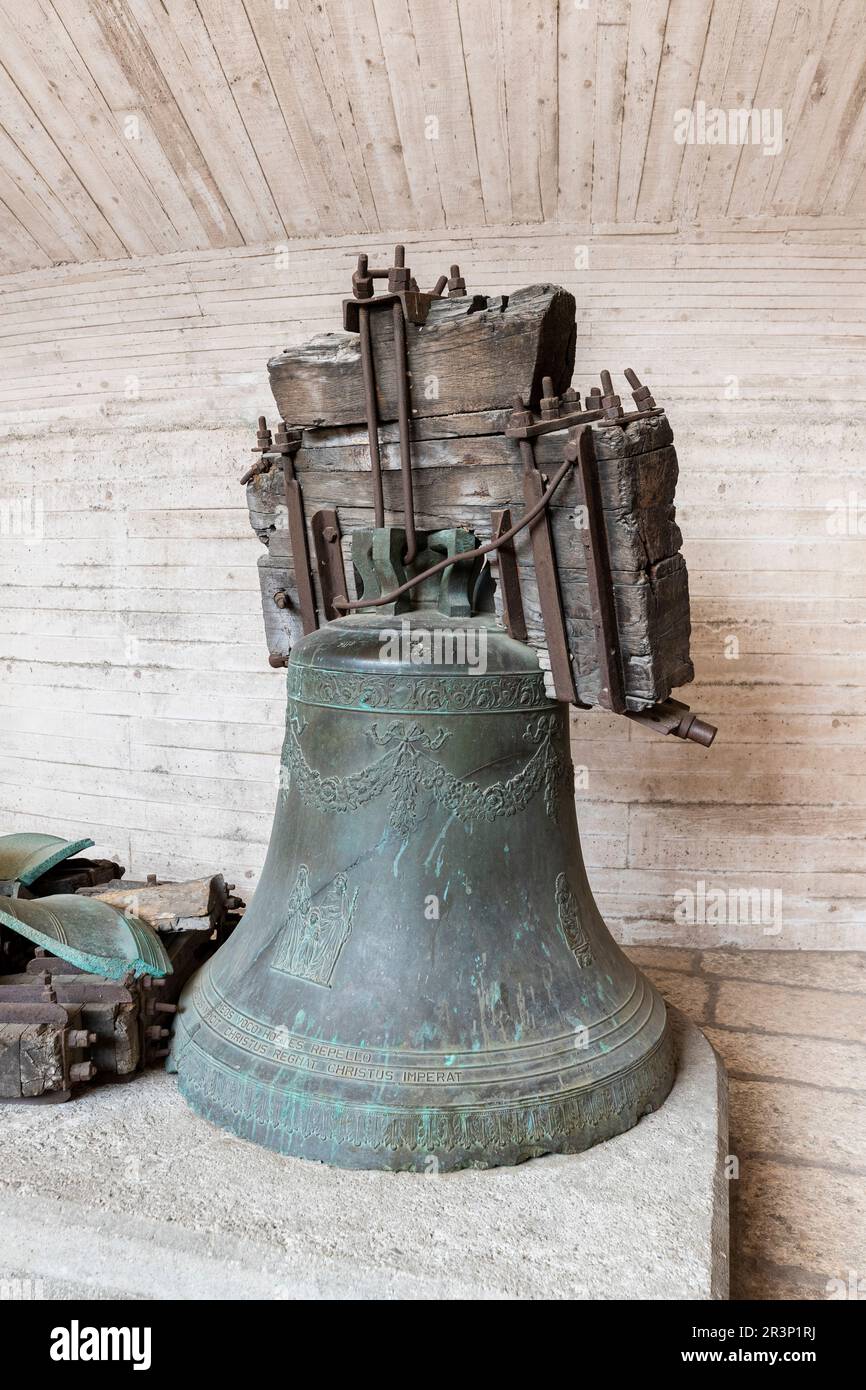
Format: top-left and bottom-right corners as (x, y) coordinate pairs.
(447, 264), (466, 296)
(352, 253), (374, 300)
(510, 394), (534, 428)
(388, 243), (412, 292)
(599, 370), (623, 419)
(253, 415), (272, 453)
(540, 376), (560, 418)
(624, 367), (656, 410)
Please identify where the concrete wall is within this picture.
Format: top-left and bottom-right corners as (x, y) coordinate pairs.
(1, 228), (864, 948)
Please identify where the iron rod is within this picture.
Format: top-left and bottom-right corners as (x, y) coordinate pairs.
(392, 300), (418, 563)
(358, 305), (385, 527)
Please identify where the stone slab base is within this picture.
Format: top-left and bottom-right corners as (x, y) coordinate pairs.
(0, 1009), (727, 1300)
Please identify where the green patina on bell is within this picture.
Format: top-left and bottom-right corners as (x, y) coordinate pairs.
(171, 528), (674, 1170)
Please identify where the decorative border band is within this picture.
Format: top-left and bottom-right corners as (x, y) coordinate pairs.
(286, 663), (551, 716)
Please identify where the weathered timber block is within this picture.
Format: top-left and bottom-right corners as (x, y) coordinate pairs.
(257, 549), (301, 664)
(0, 1022), (66, 1098)
(267, 286), (577, 426)
(72, 998), (139, 1076)
(516, 556), (693, 709)
(243, 409), (693, 710)
(89, 876), (228, 933)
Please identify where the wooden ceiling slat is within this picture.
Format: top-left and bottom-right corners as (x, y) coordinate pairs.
(30, 0), (210, 256)
(556, 0), (596, 223)
(457, 0), (511, 225)
(242, 0), (368, 235)
(592, 6), (629, 225)
(125, 0), (286, 244)
(0, 123), (91, 263)
(59, 0), (239, 251)
(635, 0), (715, 223)
(0, 0), (168, 257)
(0, 60), (122, 265)
(822, 77), (866, 215)
(673, 0), (744, 226)
(770, 0), (866, 215)
(322, 0), (417, 231)
(0, 194), (52, 272)
(616, 0), (668, 224)
(294, 0), (381, 230)
(373, 0), (446, 228)
(726, 0), (844, 219)
(502, 0), (559, 223)
(50, 0), (208, 251)
(688, 0), (779, 220)
(408, 0), (484, 226)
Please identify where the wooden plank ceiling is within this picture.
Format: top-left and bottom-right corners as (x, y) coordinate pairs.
(1, 0), (865, 274)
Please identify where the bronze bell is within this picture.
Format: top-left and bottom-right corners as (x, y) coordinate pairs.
(171, 529), (674, 1170)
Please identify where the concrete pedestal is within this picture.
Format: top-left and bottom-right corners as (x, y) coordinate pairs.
(0, 1009), (727, 1300)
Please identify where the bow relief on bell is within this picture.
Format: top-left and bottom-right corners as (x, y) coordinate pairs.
(281, 711), (566, 837)
(272, 865), (358, 988)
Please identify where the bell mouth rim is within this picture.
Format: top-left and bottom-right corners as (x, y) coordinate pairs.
(173, 1013), (675, 1172)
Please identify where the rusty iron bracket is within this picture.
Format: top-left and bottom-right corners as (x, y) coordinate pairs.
(244, 415), (317, 641)
(311, 509), (348, 622)
(627, 698), (717, 746)
(520, 438), (578, 704)
(489, 508), (527, 642)
(568, 425), (626, 715)
(269, 421), (317, 636)
(342, 246), (454, 567)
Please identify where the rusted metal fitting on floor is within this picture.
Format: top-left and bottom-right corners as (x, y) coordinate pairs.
(268, 653), (289, 669)
(429, 275), (448, 296)
(561, 385), (580, 411)
(69, 1061), (97, 1084)
(447, 263), (466, 296)
(624, 368), (657, 411)
(539, 376), (560, 420)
